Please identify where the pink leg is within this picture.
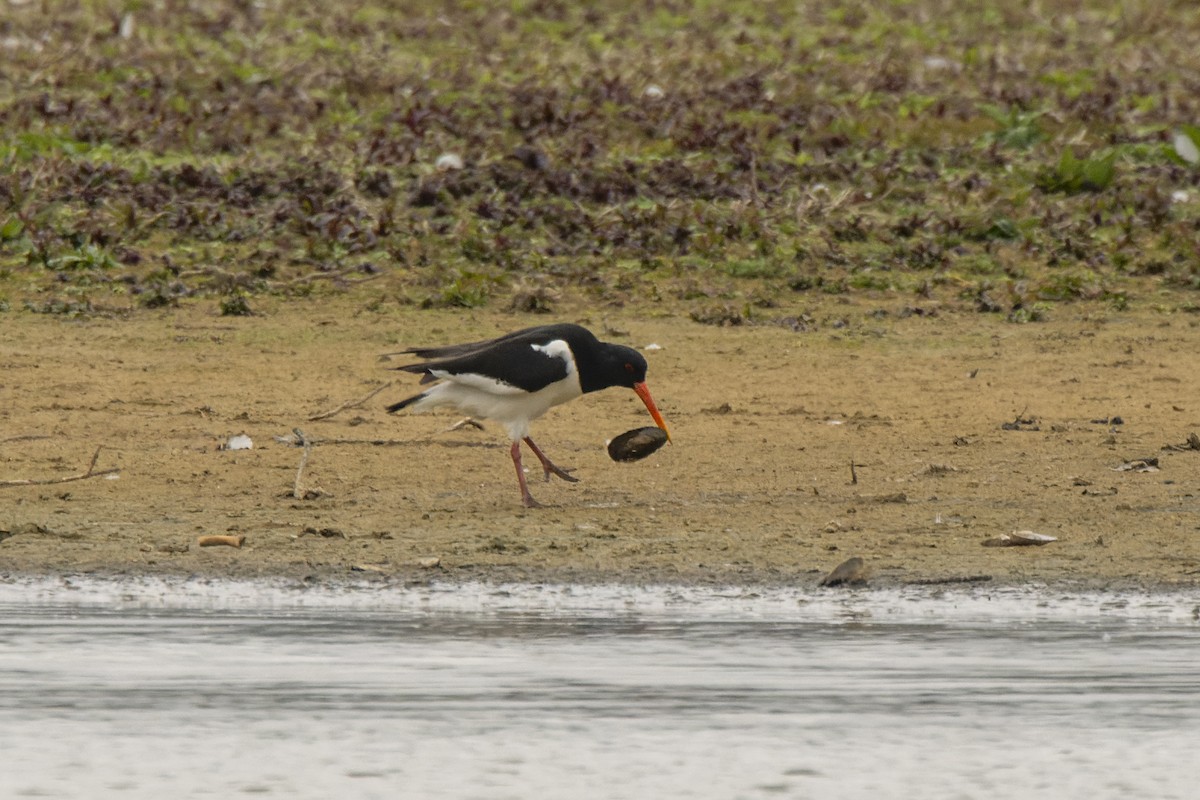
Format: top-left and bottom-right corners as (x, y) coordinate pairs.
(511, 441), (543, 508)
(523, 437), (579, 483)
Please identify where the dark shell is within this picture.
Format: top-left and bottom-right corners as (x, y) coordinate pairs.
(607, 426), (669, 462)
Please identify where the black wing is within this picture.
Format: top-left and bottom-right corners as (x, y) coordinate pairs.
(396, 324), (583, 360)
(392, 324), (592, 393)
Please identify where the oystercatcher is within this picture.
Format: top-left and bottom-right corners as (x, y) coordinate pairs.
(386, 323), (670, 507)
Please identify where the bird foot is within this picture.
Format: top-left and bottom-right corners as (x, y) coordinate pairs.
(523, 437), (579, 483)
(540, 462), (578, 484)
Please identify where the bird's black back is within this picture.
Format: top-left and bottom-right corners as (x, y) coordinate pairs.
(392, 323), (648, 395)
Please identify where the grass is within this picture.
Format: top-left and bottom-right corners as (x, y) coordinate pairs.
(1, 0), (1200, 324)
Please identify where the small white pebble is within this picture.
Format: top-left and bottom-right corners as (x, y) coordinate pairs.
(435, 152), (464, 171)
(1173, 132), (1199, 164)
(643, 343), (663, 351)
(1171, 190), (1189, 204)
(643, 84), (665, 100)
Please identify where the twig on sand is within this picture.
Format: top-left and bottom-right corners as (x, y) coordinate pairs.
(308, 381), (392, 421)
(0, 434), (52, 446)
(275, 432), (426, 447)
(0, 446), (119, 488)
(273, 431), (492, 449)
(1163, 432), (1200, 452)
(291, 428), (316, 500)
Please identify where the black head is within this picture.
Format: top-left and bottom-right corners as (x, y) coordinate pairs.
(581, 342), (648, 393)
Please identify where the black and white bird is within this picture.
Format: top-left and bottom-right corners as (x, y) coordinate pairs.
(386, 323), (670, 507)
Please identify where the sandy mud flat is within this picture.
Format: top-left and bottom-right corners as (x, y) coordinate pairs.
(3, 297), (1200, 591)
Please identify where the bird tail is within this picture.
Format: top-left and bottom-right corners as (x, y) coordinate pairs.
(386, 391), (428, 414)
(390, 362), (443, 385)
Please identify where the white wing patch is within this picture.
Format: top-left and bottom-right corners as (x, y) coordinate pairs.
(428, 369), (525, 396)
(531, 338), (574, 369)
(406, 337), (582, 440)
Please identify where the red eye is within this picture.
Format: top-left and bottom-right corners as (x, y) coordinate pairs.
(624, 363), (634, 373)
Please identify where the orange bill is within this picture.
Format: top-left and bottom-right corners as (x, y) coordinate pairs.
(632, 381), (671, 441)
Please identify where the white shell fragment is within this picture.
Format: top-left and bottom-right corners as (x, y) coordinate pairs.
(643, 343), (663, 351)
(982, 530), (1058, 548)
(643, 84), (665, 100)
(223, 434), (253, 451)
(435, 152), (464, 171)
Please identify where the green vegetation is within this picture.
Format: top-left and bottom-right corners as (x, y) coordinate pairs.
(1, 0), (1199, 322)
(1036, 149), (1118, 194)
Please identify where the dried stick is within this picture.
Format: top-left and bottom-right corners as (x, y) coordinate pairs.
(0, 446), (119, 488)
(309, 381), (392, 421)
(277, 434), (490, 448)
(0, 434), (52, 446)
(292, 429), (313, 500)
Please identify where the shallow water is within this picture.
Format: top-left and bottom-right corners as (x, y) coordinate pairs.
(1, 578), (1197, 799)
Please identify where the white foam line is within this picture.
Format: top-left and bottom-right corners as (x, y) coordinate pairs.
(1, 575), (1197, 626)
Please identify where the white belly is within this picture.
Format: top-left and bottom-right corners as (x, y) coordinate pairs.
(411, 372), (582, 440)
